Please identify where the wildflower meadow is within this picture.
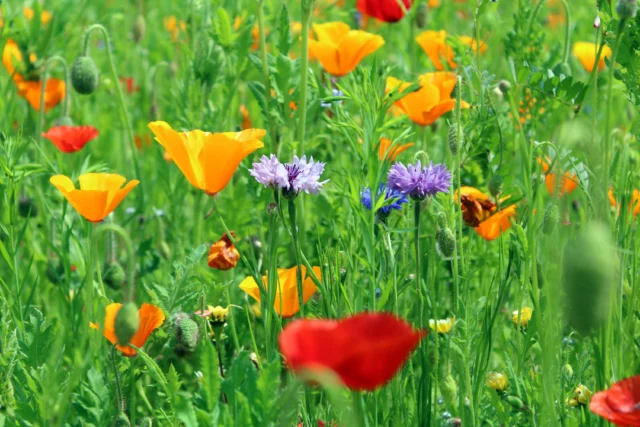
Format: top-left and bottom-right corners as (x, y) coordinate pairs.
(3, 0), (640, 425)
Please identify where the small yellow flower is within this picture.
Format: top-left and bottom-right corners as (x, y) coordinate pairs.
(208, 305), (230, 324)
(568, 384), (592, 407)
(486, 372), (508, 392)
(512, 307), (533, 328)
(428, 317), (455, 334)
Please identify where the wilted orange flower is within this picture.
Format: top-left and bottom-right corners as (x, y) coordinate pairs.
(148, 121), (265, 195)
(208, 232), (240, 270)
(2, 39), (65, 111)
(378, 137), (413, 161)
(50, 173), (139, 222)
(386, 72), (469, 126)
(164, 16), (186, 42)
(608, 188), (640, 217)
(90, 303), (165, 356)
(456, 186), (517, 241)
(572, 42), (612, 72)
(240, 105), (253, 130)
(308, 22), (384, 77)
(537, 158), (578, 196)
(415, 30), (486, 70)
(239, 266), (321, 318)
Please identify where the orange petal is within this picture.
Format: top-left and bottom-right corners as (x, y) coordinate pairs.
(127, 303), (165, 355)
(475, 205), (517, 241)
(148, 121), (202, 190)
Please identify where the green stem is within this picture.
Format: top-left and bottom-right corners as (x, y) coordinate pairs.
(86, 222), (96, 321)
(94, 223), (137, 302)
(287, 197), (306, 317)
(110, 345), (124, 412)
(298, 1), (314, 154)
(257, 0), (277, 150)
(560, 0), (571, 64)
(38, 56), (70, 136)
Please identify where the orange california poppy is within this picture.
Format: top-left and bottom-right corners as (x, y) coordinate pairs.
(308, 22), (384, 77)
(49, 173), (139, 222)
(164, 16), (186, 42)
(148, 121), (265, 195)
(378, 137), (413, 161)
(22, 7), (52, 24)
(537, 158), (578, 196)
(456, 186), (517, 241)
(208, 232), (240, 270)
(240, 105), (253, 130)
(415, 30), (486, 71)
(386, 72), (469, 126)
(608, 188), (640, 217)
(572, 42), (612, 73)
(90, 303), (165, 356)
(239, 266), (321, 318)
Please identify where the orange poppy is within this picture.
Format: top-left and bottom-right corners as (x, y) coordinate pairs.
(415, 30), (486, 70)
(148, 121), (265, 195)
(50, 173), (139, 222)
(456, 186), (517, 241)
(239, 266), (321, 318)
(164, 16), (187, 42)
(378, 137), (413, 161)
(608, 188), (640, 217)
(90, 303), (165, 356)
(537, 158), (578, 196)
(208, 232), (240, 270)
(240, 105), (253, 130)
(22, 7), (52, 24)
(308, 22), (384, 77)
(386, 72), (469, 126)
(572, 42), (612, 73)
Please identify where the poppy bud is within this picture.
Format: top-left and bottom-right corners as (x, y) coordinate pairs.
(617, 0), (638, 19)
(507, 395), (525, 411)
(103, 260), (126, 289)
(175, 315), (200, 352)
(436, 227), (456, 259)
(562, 222), (615, 335)
(54, 115), (74, 127)
(139, 417), (152, 427)
(415, 3), (428, 28)
(159, 241), (171, 260)
(489, 174), (503, 198)
(71, 56), (99, 95)
(563, 363), (574, 377)
(542, 203), (559, 235)
(447, 124), (460, 155)
(114, 302), (140, 346)
(18, 196), (38, 218)
(132, 14), (146, 43)
(114, 413), (131, 427)
(498, 80), (511, 94)
(440, 374), (458, 409)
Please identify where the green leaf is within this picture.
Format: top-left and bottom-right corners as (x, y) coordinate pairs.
(216, 8), (233, 48)
(167, 364), (182, 404)
(277, 5), (291, 54)
(199, 341), (221, 412)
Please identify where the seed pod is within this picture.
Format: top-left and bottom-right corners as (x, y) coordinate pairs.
(175, 315), (200, 352)
(114, 303), (140, 346)
(415, 3), (428, 28)
(617, 0), (638, 19)
(489, 174), (503, 198)
(113, 413), (131, 427)
(132, 14), (146, 43)
(447, 124), (460, 155)
(507, 395), (525, 411)
(103, 260), (126, 289)
(71, 56), (99, 95)
(562, 222), (615, 335)
(437, 227), (456, 259)
(18, 196), (37, 218)
(542, 204), (559, 235)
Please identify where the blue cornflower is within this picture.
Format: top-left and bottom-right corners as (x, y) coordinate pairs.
(387, 160), (452, 200)
(361, 183), (409, 219)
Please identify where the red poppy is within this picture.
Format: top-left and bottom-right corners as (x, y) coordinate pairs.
(279, 313), (425, 391)
(120, 77), (139, 94)
(42, 125), (99, 153)
(356, 0), (413, 23)
(590, 375), (640, 426)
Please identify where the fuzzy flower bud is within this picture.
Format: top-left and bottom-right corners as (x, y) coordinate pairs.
(175, 315), (200, 352)
(447, 124), (460, 155)
(114, 302), (140, 346)
(542, 203), (560, 235)
(436, 227), (456, 259)
(71, 56), (99, 95)
(132, 15), (146, 43)
(440, 374), (458, 409)
(616, 0), (638, 19)
(113, 412), (131, 427)
(103, 260), (126, 289)
(415, 3), (428, 28)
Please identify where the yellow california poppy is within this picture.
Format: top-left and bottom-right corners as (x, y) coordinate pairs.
(50, 173), (139, 222)
(416, 30), (486, 71)
(572, 42), (612, 72)
(308, 22), (384, 77)
(148, 121), (265, 195)
(429, 317), (455, 334)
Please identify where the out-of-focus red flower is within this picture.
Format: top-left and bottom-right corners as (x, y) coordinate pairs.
(590, 375), (640, 426)
(356, 0), (413, 23)
(42, 125), (99, 153)
(120, 77), (139, 94)
(279, 313), (425, 391)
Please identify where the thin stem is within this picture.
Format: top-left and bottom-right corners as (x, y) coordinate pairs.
(38, 55), (70, 136)
(257, 0), (277, 149)
(86, 222), (95, 321)
(110, 345), (125, 412)
(560, 0), (571, 64)
(287, 197), (306, 317)
(298, 1), (314, 154)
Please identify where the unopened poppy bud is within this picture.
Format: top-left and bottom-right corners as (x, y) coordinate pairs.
(542, 203), (559, 235)
(138, 417), (152, 427)
(113, 413), (131, 427)
(175, 315), (200, 352)
(132, 14), (146, 43)
(415, 3), (428, 29)
(563, 363), (574, 377)
(507, 395), (525, 411)
(18, 196), (37, 218)
(71, 56), (99, 95)
(447, 124), (461, 155)
(114, 302), (140, 346)
(440, 374), (458, 409)
(563, 222), (615, 335)
(498, 80), (511, 94)
(594, 15), (601, 28)
(54, 115), (74, 127)
(436, 227), (456, 259)
(103, 260), (126, 289)
(159, 241), (171, 260)
(617, 0), (638, 19)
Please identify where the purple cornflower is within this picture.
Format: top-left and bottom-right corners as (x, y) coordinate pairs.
(249, 154), (289, 189)
(387, 160), (452, 200)
(283, 155), (328, 198)
(361, 183), (408, 219)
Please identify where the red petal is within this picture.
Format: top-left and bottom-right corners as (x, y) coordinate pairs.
(279, 313), (425, 391)
(42, 125), (99, 153)
(590, 375), (640, 427)
(356, 0), (413, 23)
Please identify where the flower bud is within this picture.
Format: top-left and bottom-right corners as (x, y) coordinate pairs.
(103, 260), (126, 289)
(159, 241), (171, 260)
(415, 3), (428, 29)
(562, 222), (615, 335)
(507, 395), (525, 411)
(617, 0), (638, 19)
(18, 196), (37, 218)
(436, 227), (456, 259)
(114, 302), (140, 346)
(132, 14), (146, 43)
(489, 174), (503, 198)
(113, 413), (131, 427)
(563, 363), (574, 378)
(175, 315), (200, 352)
(542, 203), (559, 235)
(447, 124), (461, 155)
(71, 56), (99, 95)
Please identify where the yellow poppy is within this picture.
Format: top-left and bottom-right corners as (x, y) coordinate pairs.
(572, 42), (612, 72)
(90, 303), (165, 356)
(308, 22), (384, 77)
(148, 121), (265, 195)
(537, 158), (578, 196)
(239, 266), (321, 318)
(512, 307), (532, 328)
(456, 186), (517, 241)
(429, 317), (455, 334)
(50, 173), (139, 222)
(378, 137), (413, 161)
(386, 72), (469, 126)
(415, 30), (486, 70)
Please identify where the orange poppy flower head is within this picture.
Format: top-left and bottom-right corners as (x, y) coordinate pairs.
(386, 72), (469, 126)
(308, 22), (385, 77)
(42, 125), (99, 153)
(208, 231), (240, 270)
(608, 188), (640, 217)
(378, 137), (413, 162)
(22, 7), (53, 24)
(50, 173), (139, 222)
(456, 186), (517, 241)
(164, 16), (186, 42)
(239, 266), (320, 317)
(537, 157), (578, 197)
(90, 302), (165, 356)
(572, 42), (612, 72)
(415, 30), (486, 71)
(148, 121), (265, 195)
